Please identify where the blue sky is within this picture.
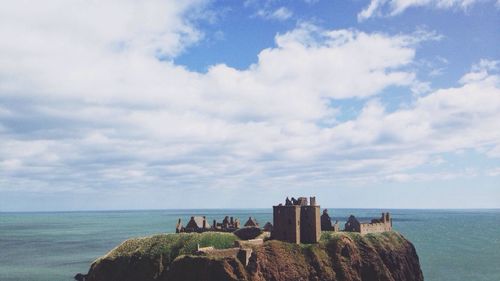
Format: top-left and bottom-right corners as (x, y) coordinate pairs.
(0, 0), (499, 211)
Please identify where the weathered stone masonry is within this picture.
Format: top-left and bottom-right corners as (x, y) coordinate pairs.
(272, 196), (321, 244)
(344, 212), (392, 234)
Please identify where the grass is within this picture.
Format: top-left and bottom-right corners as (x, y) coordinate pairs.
(319, 231), (403, 248)
(99, 232), (239, 265)
(319, 231), (359, 243)
(364, 231), (405, 250)
(97, 231), (403, 266)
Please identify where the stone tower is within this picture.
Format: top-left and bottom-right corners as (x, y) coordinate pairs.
(300, 197), (321, 243)
(272, 196), (321, 244)
(272, 204), (301, 244)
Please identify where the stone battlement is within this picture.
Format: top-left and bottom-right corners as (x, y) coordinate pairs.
(344, 213), (392, 234)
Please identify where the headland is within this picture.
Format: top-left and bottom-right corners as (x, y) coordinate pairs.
(76, 196), (423, 281)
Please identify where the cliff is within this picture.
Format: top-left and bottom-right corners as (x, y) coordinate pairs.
(79, 231), (423, 281)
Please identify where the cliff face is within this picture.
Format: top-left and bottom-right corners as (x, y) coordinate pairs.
(81, 232), (423, 281)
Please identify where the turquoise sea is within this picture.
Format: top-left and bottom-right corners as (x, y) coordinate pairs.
(1, 209), (499, 281)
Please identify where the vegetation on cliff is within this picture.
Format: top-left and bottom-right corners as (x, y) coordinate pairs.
(96, 232), (237, 263)
(82, 231), (423, 281)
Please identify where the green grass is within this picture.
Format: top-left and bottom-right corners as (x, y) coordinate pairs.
(364, 231), (404, 250)
(319, 231), (401, 247)
(319, 231), (358, 243)
(97, 231), (402, 267)
(100, 232), (239, 264)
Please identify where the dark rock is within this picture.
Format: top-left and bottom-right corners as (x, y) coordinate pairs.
(233, 227), (262, 240)
(74, 273), (87, 281)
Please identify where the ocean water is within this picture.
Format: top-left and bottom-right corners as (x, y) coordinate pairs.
(1, 209), (499, 281)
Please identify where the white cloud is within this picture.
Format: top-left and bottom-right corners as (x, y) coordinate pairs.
(358, 0), (495, 21)
(256, 6), (293, 21)
(0, 159), (23, 171)
(246, 1), (293, 21)
(487, 144), (500, 158)
(322, 59), (500, 171)
(0, 0), (206, 58)
(0, 1), (499, 201)
(486, 167), (500, 176)
(459, 59), (499, 84)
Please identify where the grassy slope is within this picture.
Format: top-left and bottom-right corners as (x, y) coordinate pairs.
(99, 232), (238, 264)
(99, 231), (402, 263)
(321, 231), (405, 248)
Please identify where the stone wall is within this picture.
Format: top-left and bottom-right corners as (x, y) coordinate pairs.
(300, 205), (321, 243)
(234, 238), (264, 248)
(272, 205), (301, 244)
(359, 222), (392, 234)
(345, 213), (392, 235)
(198, 247), (254, 267)
(272, 196), (322, 244)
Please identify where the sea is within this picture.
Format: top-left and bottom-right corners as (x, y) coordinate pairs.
(1, 209), (499, 281)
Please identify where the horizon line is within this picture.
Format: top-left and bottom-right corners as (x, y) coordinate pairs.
(2, 207), (500, 214)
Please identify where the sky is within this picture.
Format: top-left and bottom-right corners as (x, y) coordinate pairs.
(0, 0), (499, 211)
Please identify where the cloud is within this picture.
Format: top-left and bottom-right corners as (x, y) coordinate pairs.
(486, 167), (500, 176)
(459, 59), (499, 84)
(487, 144), (500, 158)
(329, 60), (500, 156)
(246, 1), (292, 21)
(1, 1), (499, 204)
(256, 6), (293, 21)
(0, 0), (207, 59)
(358, 0), (495, 21)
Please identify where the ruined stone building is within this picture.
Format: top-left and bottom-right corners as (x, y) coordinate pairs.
(263, 222), (273, 232)
(344, 212), (392, 234)
(176, 215), (240, 233)
(320, 209), (339, 232)
(212, 216), (240, 232)
(176, 216), (211, 233)
(175, 199), (394, 238)
(272, 196), (321, 244)
(244, 217), (259, 227)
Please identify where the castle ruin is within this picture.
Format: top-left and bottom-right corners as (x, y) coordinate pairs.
(214, 216), (240, 232)
(176, 216), (210, 233)
(320, 209), (339, 232)
(271, 196), (321, 244)
(175, 197), (394, 240)
(244, 217), (259, 227)
(176, 215), (240, 233)
(344, 213), (392, 234)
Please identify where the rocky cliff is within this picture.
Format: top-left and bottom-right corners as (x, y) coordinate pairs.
(79, 231), (423, 281)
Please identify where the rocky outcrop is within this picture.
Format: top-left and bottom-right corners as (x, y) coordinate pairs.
(233, 227), (262, 240)
(79, 231), (423, 281)
(246, 232), (423, 281)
